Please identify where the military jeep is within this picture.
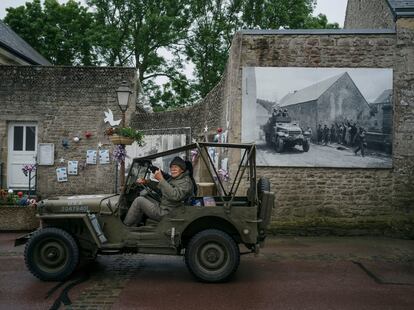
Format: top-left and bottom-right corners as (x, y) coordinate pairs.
(16, 142), (274, 283)
(263, 114), (310, 153)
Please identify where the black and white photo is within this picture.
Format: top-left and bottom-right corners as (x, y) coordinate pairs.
(242, 67), (393, 168)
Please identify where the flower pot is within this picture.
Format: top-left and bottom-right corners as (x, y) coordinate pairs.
(0, 205), (39, 230)
(109, 135), (134, 145)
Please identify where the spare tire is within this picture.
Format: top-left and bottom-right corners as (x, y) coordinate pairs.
(257, 177), (270, 201)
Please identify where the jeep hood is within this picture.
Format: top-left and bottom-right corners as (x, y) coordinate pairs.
(39, 194), (119, 213)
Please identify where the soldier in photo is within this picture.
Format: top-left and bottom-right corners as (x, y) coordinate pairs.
(354, 127), (367, 157)
(317, 124), (323, 145)
(323, 125), (329, 146)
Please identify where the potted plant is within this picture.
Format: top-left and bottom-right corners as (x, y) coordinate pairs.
(105, 127), (144, 145)
(0, 189), (39, 230)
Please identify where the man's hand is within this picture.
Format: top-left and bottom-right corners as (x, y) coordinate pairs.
(137, 178), (148, 185)
(153, 169), (164, 181)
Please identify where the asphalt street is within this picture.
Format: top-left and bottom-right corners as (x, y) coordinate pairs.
(0, 233), (413, 310)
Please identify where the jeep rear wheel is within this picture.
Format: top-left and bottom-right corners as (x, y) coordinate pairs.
(25, 227), (79, 281)
(185, 229), (240, 283)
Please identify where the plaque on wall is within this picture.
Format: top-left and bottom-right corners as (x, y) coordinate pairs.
(37, 143), (55, 165)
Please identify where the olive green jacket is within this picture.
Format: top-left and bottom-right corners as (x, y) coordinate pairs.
(156, 171), (193, 212)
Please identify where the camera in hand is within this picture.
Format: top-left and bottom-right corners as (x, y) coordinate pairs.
(148, 164), (159, 174)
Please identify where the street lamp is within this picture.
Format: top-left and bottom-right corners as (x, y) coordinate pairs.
(116, 81), (132, 126)
(115, 81), (132, 190)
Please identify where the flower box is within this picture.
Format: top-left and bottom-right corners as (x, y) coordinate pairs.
(109, 135), (134, 145)
(0, 205), (39, 231)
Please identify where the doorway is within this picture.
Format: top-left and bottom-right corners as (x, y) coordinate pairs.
(7, 123), (37, 189)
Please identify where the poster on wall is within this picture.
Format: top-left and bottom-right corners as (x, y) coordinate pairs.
(86, 150), (97, 165)
(68, 161), (78, 175)
(125, 134), (187, 171)
(56, 167), (68, 182)
(242, 67), (393, 168)
(99, 149), (110, 164)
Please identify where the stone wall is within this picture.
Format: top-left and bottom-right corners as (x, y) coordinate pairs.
(221, 30), (414, 237)
(345, 0), (395, 29)
(131, 77), (226, 138)
(0, 206), (39, 230)
(126, 27), (413, 237)
(0, 66), (137, 197)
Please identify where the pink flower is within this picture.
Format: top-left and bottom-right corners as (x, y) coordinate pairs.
(22, 164), (36, 177)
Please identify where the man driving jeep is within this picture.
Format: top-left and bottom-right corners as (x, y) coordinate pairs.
(123, 156), (194, 226)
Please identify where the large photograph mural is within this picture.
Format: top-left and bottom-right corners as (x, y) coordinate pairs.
(242, 67), (393, 168)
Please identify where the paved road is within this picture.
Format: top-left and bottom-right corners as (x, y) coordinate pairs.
(1, 234), (413, 310)
(256, 140), (392, 168)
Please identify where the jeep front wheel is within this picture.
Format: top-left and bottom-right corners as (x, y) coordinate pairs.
(276, 139), (284, 153)
(185, 229), (240, 283)
(303, 140), (310, 152)
(24, 227), (79, 281)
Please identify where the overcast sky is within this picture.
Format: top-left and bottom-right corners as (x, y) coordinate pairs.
(255, 67), (393, 103)
(1, 0), (348, 26)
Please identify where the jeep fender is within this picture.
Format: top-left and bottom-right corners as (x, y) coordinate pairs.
(37, 214), (104, 248)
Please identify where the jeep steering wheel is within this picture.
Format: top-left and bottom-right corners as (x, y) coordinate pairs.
(137, 182), (162, 202)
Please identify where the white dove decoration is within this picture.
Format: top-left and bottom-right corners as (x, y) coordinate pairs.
(104, 108), (121, 126)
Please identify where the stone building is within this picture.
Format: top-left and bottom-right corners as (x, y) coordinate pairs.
(0, 20), (50, 65)
(0, 66), (136, 196)
(345, 0), (413, 29)
(0, 20), (137, 196)
(278, 72), (370, 141)
(132, 0), (414, 236)
(1, 0), (412, 237)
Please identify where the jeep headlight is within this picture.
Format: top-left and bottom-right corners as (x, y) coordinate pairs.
(37, 200), (45, 214)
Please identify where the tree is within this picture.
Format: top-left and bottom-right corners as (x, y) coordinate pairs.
(87, 0), (199, 109)
(304, 13), (340, 29)
(185, 0), (333, 99)
(4, 0), (339, 110)
(4, 0), (97, 65)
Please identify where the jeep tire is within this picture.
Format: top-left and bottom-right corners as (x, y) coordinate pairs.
(257, 177), (271, 201)
(185, 229), (240, 283)
(25, 227), (79, 281)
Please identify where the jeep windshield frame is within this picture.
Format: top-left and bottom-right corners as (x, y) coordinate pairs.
(128, 142), (257, 205)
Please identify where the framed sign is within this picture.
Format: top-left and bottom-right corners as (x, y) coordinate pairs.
(37, 143), (55, 165)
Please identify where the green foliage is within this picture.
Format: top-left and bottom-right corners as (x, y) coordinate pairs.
(185, 0), (324, 98)
(4, 0), (97, 65)
(115, 127), (145, 145)
(87, 0), (198, 108)
(304, 14), (340, 29)
(3, 0), (339, 109)
(0, 190), (18, 205)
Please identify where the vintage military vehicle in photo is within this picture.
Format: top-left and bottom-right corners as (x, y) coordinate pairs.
(263, 113), (310, 153)
(16, 142), (274, 283)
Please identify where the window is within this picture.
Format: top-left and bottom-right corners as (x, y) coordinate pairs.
(13, 126), (24, 151)
(12, 124), (36, 151)
(26, 126), (36, 151)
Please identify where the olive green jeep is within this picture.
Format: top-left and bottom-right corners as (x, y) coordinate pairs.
(16, 142), (274, 283)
